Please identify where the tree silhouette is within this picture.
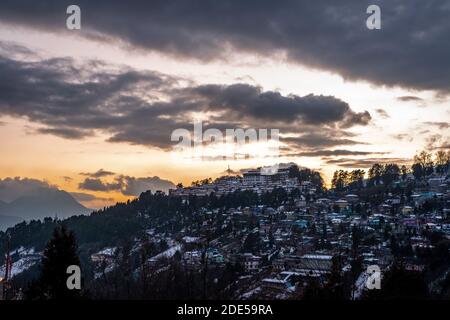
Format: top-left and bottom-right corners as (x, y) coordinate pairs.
(364, 262), (428, 300)
(25, 225), (82, 300)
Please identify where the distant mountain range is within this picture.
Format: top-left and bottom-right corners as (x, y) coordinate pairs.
(0, 188), (91, 231)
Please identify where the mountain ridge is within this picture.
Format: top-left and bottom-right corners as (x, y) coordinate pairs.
(0, 187), (91, 230)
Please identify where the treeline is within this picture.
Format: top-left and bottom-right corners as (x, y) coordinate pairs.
(331, 150), (450, 191)
(288, 165), (325, 190)
(412, 150), (450, 178)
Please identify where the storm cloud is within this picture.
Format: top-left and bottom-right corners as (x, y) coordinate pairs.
(0, 1), (449, 93)
(0, 45), (371, 152)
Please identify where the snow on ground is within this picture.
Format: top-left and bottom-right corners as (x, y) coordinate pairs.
(97, 247), (117, 256)
(182, 236), (200, 243)
(0, 250), (41, 278)
(11, 257), (39, 276)
(240, 286), (262, 299)
(149, 244), (182, 261)
(9, 246), (35, 256)
(353, 271), (369, 300)
(92, 247), (117, 279)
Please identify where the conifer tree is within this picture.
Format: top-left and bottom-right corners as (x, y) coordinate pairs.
(25, 225), (81, 300)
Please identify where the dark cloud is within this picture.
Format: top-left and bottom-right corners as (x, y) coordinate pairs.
(423, 122), (450, 130)
(0, 47), (370, 150)
(375, 109), (390, 119)
(288, 149), (384, 157)
(0, 1), (449, 92)
(0, 177), (55, 202)
(0, 41), (38, 60)
(69, 192), (113, 202)
(78, 175), (175, 195)
(397, 96), (424, 102)
(0, 47), (187, 149)
(78, 178), (115, 192)
(62, 176), (73, 182)
(340, 111), (372, 128)
(283, 133), (367, 150)
(325, 157), (411, 168)
(80, 169), (116, 178)
(392, 133), (413, 142)
(117, 176), (176, 196)
(36, 127), (93, 139)
(425, 134), (450, 151)
(190, 84), (371, 127)
(436, 144), (450, 150)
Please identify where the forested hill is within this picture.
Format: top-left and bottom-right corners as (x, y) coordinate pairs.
(0, 184), (312, 264)
(0, 191), (178, 262)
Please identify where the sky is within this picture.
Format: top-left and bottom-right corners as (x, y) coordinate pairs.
(0, 0), (449, 208)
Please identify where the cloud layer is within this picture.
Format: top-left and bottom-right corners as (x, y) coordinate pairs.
(0, 177), (54, 203)
(1, 1), (449, 92)
(78, 175), (176, 195)
(0, 44), (371, 154)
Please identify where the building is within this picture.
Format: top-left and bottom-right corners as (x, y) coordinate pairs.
(242, 253), (262, 273)
(292, 254), (333, 276)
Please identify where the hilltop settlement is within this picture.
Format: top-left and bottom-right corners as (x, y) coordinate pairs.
(1, 151), (450, 299)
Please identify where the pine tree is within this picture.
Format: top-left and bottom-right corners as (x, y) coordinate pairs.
(325, 255), (346, 299)
(25, 225), (82, 300)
